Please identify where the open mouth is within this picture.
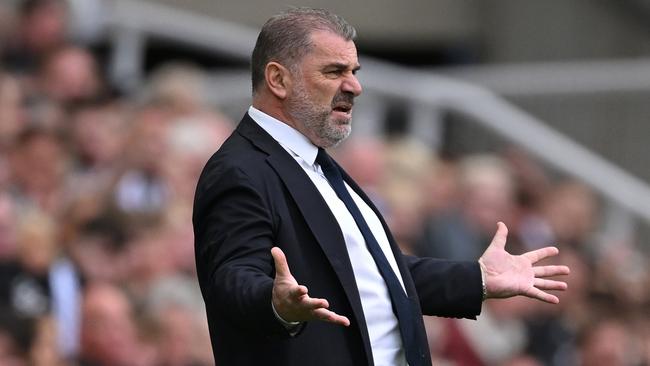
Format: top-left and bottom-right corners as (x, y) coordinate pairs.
(332, 103), (353, 114)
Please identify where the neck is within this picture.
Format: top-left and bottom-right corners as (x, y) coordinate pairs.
(252, 98), (305, 139)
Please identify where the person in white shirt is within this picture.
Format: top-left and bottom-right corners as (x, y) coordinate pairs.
(193, 7), (569, 366)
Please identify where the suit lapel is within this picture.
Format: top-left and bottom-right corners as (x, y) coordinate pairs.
(236, 115), (373, 362)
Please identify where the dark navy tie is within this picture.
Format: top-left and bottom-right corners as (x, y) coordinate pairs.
(316, 148), (426, 366)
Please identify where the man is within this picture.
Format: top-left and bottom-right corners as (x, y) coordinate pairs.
(193, 8), (569, 366)
(79, 282), (155, 366)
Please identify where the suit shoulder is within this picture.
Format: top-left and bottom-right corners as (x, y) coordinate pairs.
(192, 130), (280, 229)
(196, 131), (271, 191)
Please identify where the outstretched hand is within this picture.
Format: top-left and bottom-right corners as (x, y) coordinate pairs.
(271, 247), (350, 326)
(479, 222), (570, 304)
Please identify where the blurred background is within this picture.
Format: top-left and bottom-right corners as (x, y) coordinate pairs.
(0, 0), (649, 365)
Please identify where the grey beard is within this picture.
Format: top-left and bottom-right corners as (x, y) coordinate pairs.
(287, 88), (351, 148)
(303, 115), (351, 148)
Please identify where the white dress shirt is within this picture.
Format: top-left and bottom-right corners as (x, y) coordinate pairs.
(249, 106), (408, 366)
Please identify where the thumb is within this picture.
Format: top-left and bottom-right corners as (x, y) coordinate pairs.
(490, 221), (509, 249)
(271, 247), (292, 279)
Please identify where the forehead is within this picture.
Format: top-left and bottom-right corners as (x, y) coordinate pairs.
(302, 31), (359, 66)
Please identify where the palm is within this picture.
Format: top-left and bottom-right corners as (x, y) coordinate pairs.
(271, 247), (350, 326)
(479, 222), (570, 303)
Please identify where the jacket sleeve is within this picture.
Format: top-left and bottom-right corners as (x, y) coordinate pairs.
(405, 255), (483, 319)
(193, 162), (290, 337)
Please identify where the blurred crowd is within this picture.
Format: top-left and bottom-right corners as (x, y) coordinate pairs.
(0, 1), (649, 365)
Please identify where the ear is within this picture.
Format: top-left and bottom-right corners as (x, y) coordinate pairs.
(264, 62), (292, 100)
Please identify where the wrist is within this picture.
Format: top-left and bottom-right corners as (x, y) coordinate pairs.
(478, 258), (488, 301)
(272, 300), (301, 328)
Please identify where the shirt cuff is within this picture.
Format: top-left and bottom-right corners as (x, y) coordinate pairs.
(271, 301), (302, 334)
(478, 260), (488, 301)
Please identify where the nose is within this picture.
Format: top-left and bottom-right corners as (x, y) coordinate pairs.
(342, 73), (363, 97)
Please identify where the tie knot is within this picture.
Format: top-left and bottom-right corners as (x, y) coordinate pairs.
(316, 148), (334, 170)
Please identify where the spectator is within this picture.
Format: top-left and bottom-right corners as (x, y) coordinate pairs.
(380, 138), (436, 253)
(79, 282), (157, 366)
(67, 212), (129, 284)
(8, 126), (70, 214)
(162, 111), (233, 206)
(144, 276), (213, 366)
(15, 209), (81, 360)
(39, 45), (103, 105)
(334, 136), (387, 205)
(0, 73), (27, 151)
(417, 154), (517, 261)
(112, 103), (171, 216)
(2, 0), (69, 75)
(144, 63), (209, 116)
(577, 319), (630, 366)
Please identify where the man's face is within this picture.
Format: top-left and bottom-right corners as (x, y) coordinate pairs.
(285, 31), (362, 148)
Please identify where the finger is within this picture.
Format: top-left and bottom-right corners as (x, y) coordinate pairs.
(525, 287), (560, 304)
(297, 295), (330, 310)
(489, 222), (509, 249)
(312, 308), (350, 327)
(522, 246), (559, 263)
(271, 247), (292, 279)
(533, 265), (571, 278)
(288, 284), (309, 300)
(534, 278), (568, 291)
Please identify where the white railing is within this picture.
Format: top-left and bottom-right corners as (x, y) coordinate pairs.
(436, 59), (650, 97)
(96, 0), (650, 227)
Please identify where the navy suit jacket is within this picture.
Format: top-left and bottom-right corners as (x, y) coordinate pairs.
(193, 114), (483, 366)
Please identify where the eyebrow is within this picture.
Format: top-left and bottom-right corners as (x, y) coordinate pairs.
(323, 62), (362, 72)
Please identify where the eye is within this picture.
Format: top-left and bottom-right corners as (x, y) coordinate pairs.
(325, 70), (343, 78)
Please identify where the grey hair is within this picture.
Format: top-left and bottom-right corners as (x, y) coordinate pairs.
(250, 8), (357, 95)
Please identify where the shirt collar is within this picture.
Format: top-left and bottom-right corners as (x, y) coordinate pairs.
(248, 106), (319, 166)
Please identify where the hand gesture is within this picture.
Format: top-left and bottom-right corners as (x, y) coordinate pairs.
(479, 222), (570, 303)
(271, 247), (350, 326)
